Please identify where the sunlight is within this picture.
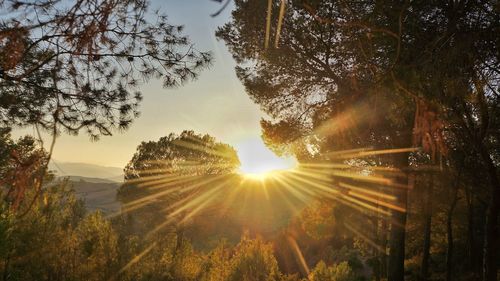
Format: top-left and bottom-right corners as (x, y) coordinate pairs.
(235, 137), (296, 179)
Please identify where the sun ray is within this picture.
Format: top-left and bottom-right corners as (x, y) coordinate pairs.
(338, 182), (396, 201)
(299, 162), (352, 169)
(135, 174), (203, 189)
(339, 193), (391, 216)
(346, 189), (406, 213)
(325, 147), (374, 157)
(296, 166), (394, 186)
(272, 173), (312, 204)
(285, 172), (339, 198)
(124, 174), (226, 207)
(110, 242), (157, 281)
(290, 168), (333, 183)
(344, 221), (386, 254)
(333, 147), (419, 159)
(287, 236), (310, 275)
(168, 176), (233, 220)
(106, 174), (230, 219)
(144, 174), (237, 237)
(277, 174), (318, 198)
(217, 176), (248, 217)
(172, 139), (236, 159)
(269, 177), (303, 215)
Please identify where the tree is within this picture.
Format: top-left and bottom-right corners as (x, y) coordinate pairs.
(199, 241), (232, 281)
(0, 180), (88, 281)
(217, 1), (499, 280)
(75, 212), (119, 281)
(227, 235), (281, 281)
(0, 127), (48, 211)
(123, 130), (240, 181)
(0, 0), (211, 140)
(118, 130), (240, 240)
(308, 261), (356, 281)
(217, 2), (412, 280)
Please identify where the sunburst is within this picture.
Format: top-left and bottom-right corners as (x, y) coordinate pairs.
(235, 137), (297, 180)
(114, 131), (418, 277)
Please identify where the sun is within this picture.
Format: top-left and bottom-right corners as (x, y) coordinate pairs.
(235, 137), (296, 180)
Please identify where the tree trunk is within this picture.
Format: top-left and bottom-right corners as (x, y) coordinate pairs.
(372, 216), (381, 281)
(387, 136), (412, 281)
(380, 217), (388, 279)
(176, 225), (185, 252)
(388, 188), (408, 281)
(446, 181), (459, 281)
(420, 175), (433, 281)
(480, 146), (499, 281)
(2, 253), (9, 281)
(465, 184), (476, 273)
(388, 150), (410, 281)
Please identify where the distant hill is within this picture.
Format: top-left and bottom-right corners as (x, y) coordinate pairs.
(59, 175), (118, 184)
(64, 177), (122, 214)
(49, 161), (124, 182)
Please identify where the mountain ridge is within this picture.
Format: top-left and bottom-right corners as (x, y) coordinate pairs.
(49, 161), (124, 182)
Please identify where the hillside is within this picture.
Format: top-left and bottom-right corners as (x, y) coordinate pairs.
(59, 177), (122, 214)
(49, 161), (124, 182)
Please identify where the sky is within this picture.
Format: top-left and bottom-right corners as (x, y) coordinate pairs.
(13, 0), (296, 172)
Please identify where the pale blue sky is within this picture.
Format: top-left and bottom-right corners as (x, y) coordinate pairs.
(14, 1), (295, 171)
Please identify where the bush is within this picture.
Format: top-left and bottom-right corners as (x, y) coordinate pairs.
(308, 261), (356, 281)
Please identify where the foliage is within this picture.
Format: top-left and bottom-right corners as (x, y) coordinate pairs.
(308, 261), (356, 281)
(0, 1), (499, 281)
(227, 235), (281, 281)
(123, 130), (240, 180)
(218, 1), (500, 280)
(0, 181), (88, 281)
(298, 200), (336, 240)
(0, 127), (49, 210)
(75, 212), (119, 281)
(117, 130), (241, 236)
(199, 241), (232, 281)
(0, 0), (211, 139)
